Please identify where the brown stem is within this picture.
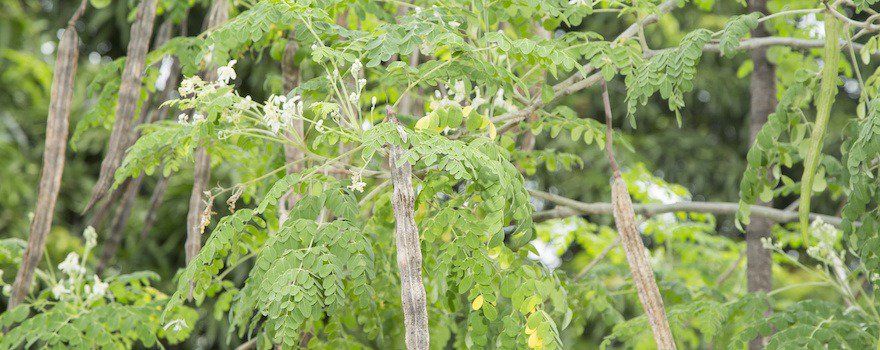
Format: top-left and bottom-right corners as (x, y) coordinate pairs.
(386, 107), (430, 349)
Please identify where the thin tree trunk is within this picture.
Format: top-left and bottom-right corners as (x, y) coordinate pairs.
(84, 0), (158, 212)
(602, 80), (676, 349)
(747, 0), (776, 347)
(8, 0), (87, 309)
(386, 108), (430, 349)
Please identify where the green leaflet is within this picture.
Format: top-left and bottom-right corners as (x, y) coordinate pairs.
(800, 13), (841, 242)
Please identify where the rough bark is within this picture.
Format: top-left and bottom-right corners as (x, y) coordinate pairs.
(8, 1), (85, 309)
(603, 80), (676, 349)
(185, 0), (229, 265)
(84, 0), (158, 213)
(387, 109), (430, 350)
(747, 0), (776, 347)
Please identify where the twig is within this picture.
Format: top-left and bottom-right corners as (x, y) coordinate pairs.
(575, 237), (621, 280)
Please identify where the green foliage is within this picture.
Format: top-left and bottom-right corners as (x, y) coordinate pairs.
(718, 13), (760, 57)
(625, 29), (713, 125)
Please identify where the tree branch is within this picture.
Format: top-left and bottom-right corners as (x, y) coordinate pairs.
(529, 189), (846, 227)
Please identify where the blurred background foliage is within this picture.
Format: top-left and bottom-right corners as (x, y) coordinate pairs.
(0, 0), (874, 348)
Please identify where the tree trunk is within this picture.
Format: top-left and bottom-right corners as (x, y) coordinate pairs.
(747, 0), (776, 348)
(387, 109), (430, 349)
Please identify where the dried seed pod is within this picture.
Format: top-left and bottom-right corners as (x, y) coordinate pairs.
(185, 147), (211, 264)
(8, 2), (86, 308)
(386, 108), (430, 349)
(84, 0), (158, 212)
(602, 79), (676, 349)
(611, 178), (676, 349)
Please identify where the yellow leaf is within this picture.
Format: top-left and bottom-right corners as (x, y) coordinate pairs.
(462, 105), (473, 117)
(528, 332), (543, 348)
(415, 115), (432, 130)
(525, 325), (536, 335)
(488, 122), (497, 140)
(472, 294), (484, 310)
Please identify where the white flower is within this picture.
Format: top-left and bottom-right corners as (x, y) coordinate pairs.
(493, 88), (506, 108)
(263, 95), (287, 133)
(235, 95), (255, 110)
(87, 275), (109, 300)
(281, 96), (303, 126)
(315, 119), (325, 133)
(192, 112), (206, 124)
(58, 252), (85, 276)
(351, 59), (363, 78)
(52, 283), (70, 299)
(414, 6), (421, 13)
(471, 89), (487, 110)
(371, 96), (377, 109)
(568, 0), (589, 6)
(347, 172), (366, 193)
(178, 76), (201, 96)
(216, 60), (237, 84)
(349, 91), (360, 104)
(203, 44), (215, 64)
(810, 218), (839, 244)
(178, 113), (189, 125)
(449, 21), (461, 28)
(83, 226), (97, 248)
(164, 319), (189, 332)
(453, 80), (466, 102)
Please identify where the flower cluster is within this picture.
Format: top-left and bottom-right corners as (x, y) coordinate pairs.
(347, 171), (367, 193)
(262, 94), (304, 133)
(50, 226), (112, 304)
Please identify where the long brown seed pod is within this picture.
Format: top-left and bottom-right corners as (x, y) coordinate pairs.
(84, 0), (158, 213)
(278, 35), (305, 224)
(602, 79), (676, 349)
(96, 17), (177, 271)
(8, 0), (87, 309)
(138, 17), (188, 241)
(386, 107), (430, 349)
(185, 0), (229, 265)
